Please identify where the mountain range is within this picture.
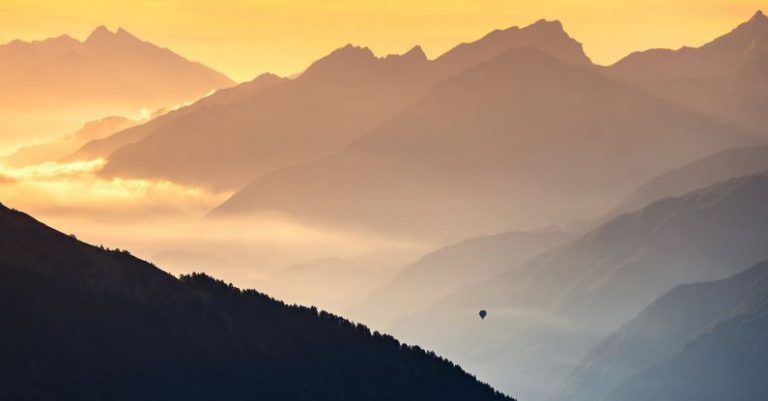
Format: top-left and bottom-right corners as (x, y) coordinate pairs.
(0, 26), (233, 157)
(4, 10), (768, 401)
(92, 19), (594, 191)
(205, 10), (768, 240)
(0, 26), (232, 109)
(388, 172), (768, 399)
(214, 46), (752, 239)
(608, 10), (768, 135)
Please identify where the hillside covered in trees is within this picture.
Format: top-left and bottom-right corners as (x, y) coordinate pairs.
(0, 204), (512, 401)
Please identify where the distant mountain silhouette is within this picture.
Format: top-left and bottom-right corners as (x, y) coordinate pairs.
(390, 173), (768, 399)
(608, 10), (768, 134)
(608, 143), (768, 218)
(0, 26), (233, 154)
(94, 19), (595, 190)
(63, 73), (286, 163)
(213, 47), (752, 239)
(0, 203), (512, 401)
(0, 26), (233, 110)
(97, 44), (433, 189)
(4, 116), (137, 166)
(556, 260), (768, 401)
(350, 229), (569, 327)
(433, 18), (591, 75)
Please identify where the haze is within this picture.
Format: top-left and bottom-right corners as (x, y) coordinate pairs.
(3, 4), (768, 401)
(1, 0), (763, 80)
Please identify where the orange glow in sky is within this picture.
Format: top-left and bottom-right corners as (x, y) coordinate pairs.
(1, 0), (765, 81)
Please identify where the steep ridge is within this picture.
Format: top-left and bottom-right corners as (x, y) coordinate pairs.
(607, 312), (768, 401)
(64, 73), (286, 162)
(98, 45), (433, 189)
(556, 260), (768, 401)
(433, 18), (591, 75)
(0, 26), (233, 155)
(608, 10), (768, 135)
(4, 116), (137, 166)
(0, 25), (233, 109)
(608, 143), (768, 217)
(214, 48), (753, 239)
(0, 203), (512, 401)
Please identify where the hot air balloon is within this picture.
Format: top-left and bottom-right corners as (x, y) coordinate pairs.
(479, 310), (487, 320)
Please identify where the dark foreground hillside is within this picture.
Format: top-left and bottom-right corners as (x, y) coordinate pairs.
(0, 204), (512, 401)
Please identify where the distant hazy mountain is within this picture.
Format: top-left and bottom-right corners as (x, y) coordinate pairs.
(95, 19), (594, 190)
(3, 116), (137, 166)
(556, 260), (768, 401)
(609, 143), (768, 217)
(0, 26), (233, 109)
(97, 44), (432, 189)
(0, 203), (512, 401)
(391, 173), (768, 399)
(0, 26), (233, 155)
(350, 229), (569, 328)
(433, 19), (591, 75)
(214, 47), (752, 240)
(64, 73), (286, 163)
(608, 10), (768, 135)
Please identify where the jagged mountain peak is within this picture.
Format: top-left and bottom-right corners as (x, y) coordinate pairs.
(302, 43), (431, 79)
(434, 17), (591, 73)
(529, 18), (566, 31)
(400, 45), (428, 60)
(749, 9), (767, 24)
(85, 25), (112, 42)
(84, 25), (144, 47)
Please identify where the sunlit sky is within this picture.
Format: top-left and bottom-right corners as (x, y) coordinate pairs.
(0, 0), (765, 81)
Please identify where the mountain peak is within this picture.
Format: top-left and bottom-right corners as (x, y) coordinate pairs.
(84, 25), (142, 46)
(403, 45), (427, 60)
(735, 9), (768, 32)
(302, 44), (377, 77)
(434, 17), (591, 71)
(85, 25), (113, 42)
(529, 18), (565, 32)
(382, 45), (428, 64)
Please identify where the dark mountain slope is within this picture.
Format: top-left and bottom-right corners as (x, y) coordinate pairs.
(0, 204), (512, 401)
(557, 260), (768, 401)
(214, 47), (752, 239)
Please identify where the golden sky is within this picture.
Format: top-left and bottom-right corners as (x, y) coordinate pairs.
(0, 0), (765, 81)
